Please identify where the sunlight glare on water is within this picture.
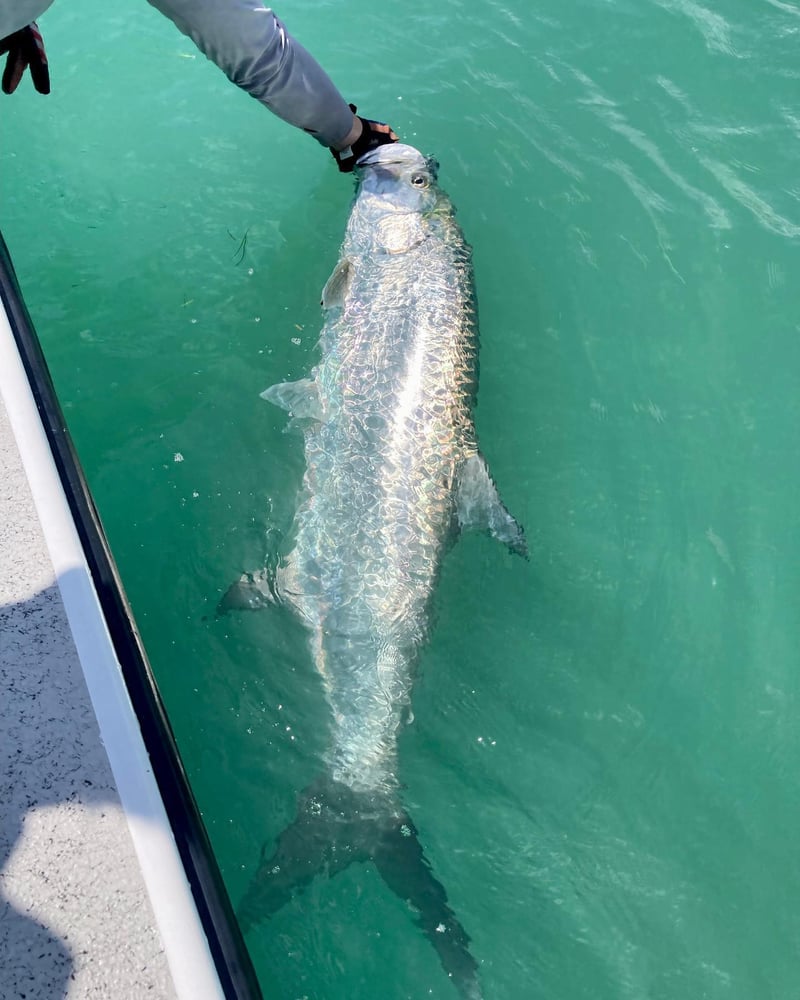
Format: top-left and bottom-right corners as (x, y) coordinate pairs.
(3, 0), (800, 997)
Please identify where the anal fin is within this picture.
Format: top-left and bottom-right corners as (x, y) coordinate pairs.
(456, 452), (528, 558)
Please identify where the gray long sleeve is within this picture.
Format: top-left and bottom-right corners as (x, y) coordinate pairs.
(146, 0), (355, 148)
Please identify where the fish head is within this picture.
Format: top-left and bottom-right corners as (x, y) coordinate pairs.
(355, 143), (442, 217)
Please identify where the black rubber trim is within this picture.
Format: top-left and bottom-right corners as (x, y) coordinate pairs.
(0, 231), (263, 1000)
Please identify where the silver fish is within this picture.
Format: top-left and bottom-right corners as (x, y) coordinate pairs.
(230, 144), (526, 999)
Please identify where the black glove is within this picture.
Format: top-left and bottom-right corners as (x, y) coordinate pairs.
(1, 22), (50, 95)
(330, 104), (398, 173)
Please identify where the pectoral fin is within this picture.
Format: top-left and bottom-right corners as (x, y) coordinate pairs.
(260, 378), (322, 420)
(321, 258), (353, 309)
(456, 452), (528, 558)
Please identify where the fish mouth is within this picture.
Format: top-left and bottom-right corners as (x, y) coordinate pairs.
(356, 142), (435, 174)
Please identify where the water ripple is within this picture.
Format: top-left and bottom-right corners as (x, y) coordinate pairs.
(651, 0), (741, 56)
(567, 64), (732, 230)
(698, 156), (800, 238)
(765, 0), (800, 16)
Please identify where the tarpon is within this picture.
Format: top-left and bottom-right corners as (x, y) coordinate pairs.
(226, 144), (526, 999)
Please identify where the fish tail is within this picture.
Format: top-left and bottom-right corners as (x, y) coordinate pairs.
(237, 778), (482, 999)
(373, 807), (483, 1000)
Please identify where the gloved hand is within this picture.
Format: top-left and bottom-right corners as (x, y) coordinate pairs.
(330, 104), (398, 173)
(1, 22), (50, 95)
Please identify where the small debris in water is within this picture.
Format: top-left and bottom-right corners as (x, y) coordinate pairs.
(174, 452), (184, 463)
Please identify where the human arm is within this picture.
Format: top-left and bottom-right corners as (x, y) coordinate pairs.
(147, 0), (388, 154)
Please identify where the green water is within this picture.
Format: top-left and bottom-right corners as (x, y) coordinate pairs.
(4, 1), (800, 997)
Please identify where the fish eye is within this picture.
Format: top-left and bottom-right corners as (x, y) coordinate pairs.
(410, 173), (428, 188)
